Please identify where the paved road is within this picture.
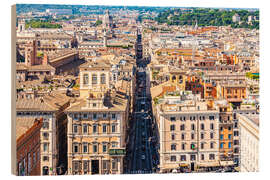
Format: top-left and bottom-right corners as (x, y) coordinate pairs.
(125, 30), (159, 174)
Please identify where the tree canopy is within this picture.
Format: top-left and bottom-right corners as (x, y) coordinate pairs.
(155, 8), (259, 29)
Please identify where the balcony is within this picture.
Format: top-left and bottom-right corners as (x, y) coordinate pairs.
(108, 148), (126, 156)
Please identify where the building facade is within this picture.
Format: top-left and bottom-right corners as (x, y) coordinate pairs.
(237, 113), (259, 172)
(153, 95), (220, 172)
(16, 117), (43, 176)
(66, 60), (130, 175)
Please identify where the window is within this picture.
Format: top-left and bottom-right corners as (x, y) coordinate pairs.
(180, 155), (186, 161)
(234, 147), (239, 153)
(220, 134), (224, 140)
(180, 124), (185, 130)
(112, 124), (116, 133)
(83, 74), (89, 85)
(83, 161), (89, 172)
(201, 133), (204, 139)
(182, 143), (185, 150)
(43, 143), (48, 152)
(210, 132), (214, 139)
(93, 103), (97, 107)
(102, 145), (107, 153)
(73, 125), (78, 134)
(190, 143), (195, 150)
(74, 114), (79, 120)
(234, 140), (239, 145)
(93, 113), (97, 120)
(93, 145), (98, 153)
(210, 142), (214, 149)
(201, 143), (204, 149)
(102, 124), (107, 133)
(181, 133), (185, 140)
(209, 116), (215, 120)
(92, 74), (97, 85)
(234, 131), (239, 136)
(228, 126), (232, 131)
(83, 113), (88, 119)
(191, 133), (195, 140)
(228, 134), (232, 139)
(191, 124), (195, 131)
(103, 113), (107, 119)
(93, 124), (97, 133)
(33, 152), (36, 165)
(171, 134), (175, 140)
(111, 142), (117, 148)
(228, 142), (232, 148)
(83, 124), (88, 134)
(220, 127), (223, 131)
(43, 156), (49, 161)
(43, 121), (49, 129)
(170, 117), (176, 121)
(103, 160), (108, 170)
(112, 114), (116, 120)
(190, 155), (196, 161)
(43, 132), (49, 140)
(112, 161), (117, 170)
(220, 143), (224, 149)
(171, 144), (176, 151)
(234, 122), (238, 128)
(209, 154), (215, 160)
(73, 144), (78, 153)
(201, 154), (205, 160)
(101, 73), (106, 84)
(171, 156), (176, 162)
(83, 143), (88, 153)
(210, 123), (214, 130)
(170, 124), (175, 131)
(201, 123), (205, 130)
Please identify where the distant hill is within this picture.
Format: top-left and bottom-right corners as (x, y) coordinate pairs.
(155, 8), (259, 29)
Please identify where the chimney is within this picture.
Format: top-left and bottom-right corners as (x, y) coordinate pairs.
(43, 53), (48, 65)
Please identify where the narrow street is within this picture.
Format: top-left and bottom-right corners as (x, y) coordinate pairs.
(125, 28), (159, 174)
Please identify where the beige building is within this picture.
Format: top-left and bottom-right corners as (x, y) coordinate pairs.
(66, 60), (131, 175)
(237, 113), (259, 172)
(153, 93), (220, 172)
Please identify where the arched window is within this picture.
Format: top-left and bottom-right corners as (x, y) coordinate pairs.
(43, 166), (49, 175)
(92, 74), (97, 85)
(101, 74), (106, 84)
(83, 74), (89, 85)
(179, 75), (183, 83)
(172, 75), (176, 81)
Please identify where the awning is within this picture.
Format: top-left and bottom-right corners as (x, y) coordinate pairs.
(179, 163), (189, 167)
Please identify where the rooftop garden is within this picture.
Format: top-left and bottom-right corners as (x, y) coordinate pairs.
(246, 72), (259, 80)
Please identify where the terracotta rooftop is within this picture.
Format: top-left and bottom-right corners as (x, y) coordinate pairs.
(16, 117), (40, 140)
(16, 92), (70, 112)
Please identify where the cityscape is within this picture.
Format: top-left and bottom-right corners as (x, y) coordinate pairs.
(14, 4), (259, 176)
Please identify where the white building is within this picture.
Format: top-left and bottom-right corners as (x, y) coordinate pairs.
(232, 14), (241, 23)
(237, 113), (259, 172)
